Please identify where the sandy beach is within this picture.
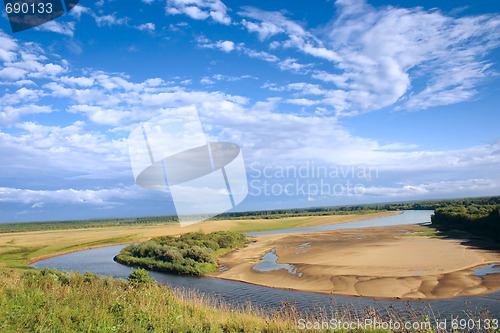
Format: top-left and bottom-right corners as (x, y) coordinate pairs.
(208, 225), (500, 299)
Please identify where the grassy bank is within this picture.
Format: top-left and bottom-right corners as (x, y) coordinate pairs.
(6, 268), (479, 332)
(115, 231), (247, 275)
(0, 268), (299, 332)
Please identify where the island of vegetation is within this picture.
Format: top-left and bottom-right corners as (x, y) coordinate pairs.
(114, 231), (247, 275)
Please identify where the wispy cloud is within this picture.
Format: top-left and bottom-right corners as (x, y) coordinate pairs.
(236, 0), (500, 114)
(166, 0), (231, 25)
(34, 21), (75, 37)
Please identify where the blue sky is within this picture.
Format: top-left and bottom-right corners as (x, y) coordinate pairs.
(0, 0), (499, 222)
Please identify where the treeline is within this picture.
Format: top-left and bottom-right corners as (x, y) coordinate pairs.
(114, 231), (247, 276)
(211, 195), (500, 220)
(0, 215), (179, 233)
(431, 202), (500, 241)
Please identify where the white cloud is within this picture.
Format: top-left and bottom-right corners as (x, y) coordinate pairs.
(59, 76), (95, 87)
(364, 179), (500, 198)
(320, 0), (500, 112)
(68, 105), (130, 125)
(68, 5), (92, 20)
(93, 13), (129, 27)
(239, 7), (308, 40)
(0, 121), (129, 177)
(0, 31), (18, 62)
(0, 186), (140, 206)
(239, 7), (341, 62)
(197, 37), (235, 53)
(69, 6), (129, 28)
(287, 82), (326, 95)
(166, 0), (231, 25)
(1, 87), (43, 105)
(238, 1), (500, 114)
(240, 46), (279, 63)
(34, 21), (75, 37)
(216, 40), (234, 52)
(0, 33), (68, 84)
(0, 105), (52, 125)
(278, 58), (312, 73)
(285, 98), (319, 106)
(241, 19), (284, 40)
(0, 67), (27, 81)
(136, 22), (156, 32)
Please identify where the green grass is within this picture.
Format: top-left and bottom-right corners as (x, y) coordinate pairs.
(0, 268), (301, 332)
(406, 226), (446, 238)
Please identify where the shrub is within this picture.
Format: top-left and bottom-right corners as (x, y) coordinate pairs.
(127, 268), (154, 287)
(114, 231), (247, 276)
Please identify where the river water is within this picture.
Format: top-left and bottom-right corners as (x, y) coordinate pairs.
(31, 210), (500, 319)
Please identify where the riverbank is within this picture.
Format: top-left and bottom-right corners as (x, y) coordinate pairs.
(0, 211), (400, 270)
(209, 225), (500, 299)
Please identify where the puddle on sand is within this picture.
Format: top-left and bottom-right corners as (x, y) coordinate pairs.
(253, 249), (303, 277)
(291, 242), (311, 255)
(218, 266), (229, 271)
(291, 250), (309, 255)
(472, 263), (500, 279)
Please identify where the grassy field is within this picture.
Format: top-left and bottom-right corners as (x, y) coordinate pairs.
(0, 211), (397, 271)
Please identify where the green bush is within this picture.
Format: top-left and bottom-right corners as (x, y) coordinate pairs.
(114, 231), (247, 276)
(127, 268), (154, 287)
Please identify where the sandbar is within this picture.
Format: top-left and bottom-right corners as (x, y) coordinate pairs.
(209, 225), (500, 299)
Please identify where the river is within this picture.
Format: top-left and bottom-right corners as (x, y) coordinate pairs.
(31, 210), (500, 319)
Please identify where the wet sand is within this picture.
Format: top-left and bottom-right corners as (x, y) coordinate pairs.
(209, 225), (500, 299)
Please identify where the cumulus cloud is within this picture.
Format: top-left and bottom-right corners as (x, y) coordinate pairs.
(0, 105), (52, 125)
(216, 40), (234, 52)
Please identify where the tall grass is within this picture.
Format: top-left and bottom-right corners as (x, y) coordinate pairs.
(0, 268), (296, 332)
